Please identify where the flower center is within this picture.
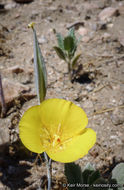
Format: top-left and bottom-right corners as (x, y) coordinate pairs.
(52, 134), (61, 147)
(40, 123), (74, 152)
(40, 124), (62, 151)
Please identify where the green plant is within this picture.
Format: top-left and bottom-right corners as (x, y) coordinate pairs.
(54, 28), (81, 82)
(20, 23), (96, 190)
(64, 162), (124, 190)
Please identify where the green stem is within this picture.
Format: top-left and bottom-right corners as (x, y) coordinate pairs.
(44, 152), (52, 190)
(67, 60), (72, 81)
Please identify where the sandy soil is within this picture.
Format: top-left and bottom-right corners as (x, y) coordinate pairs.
(0, 0), (124, 189)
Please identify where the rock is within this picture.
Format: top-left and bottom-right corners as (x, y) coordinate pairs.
(90, 23), (98, 31)
(38, 36), (47, 44)
(80, 90), (87, 97)
(2, 65), (34, 75)
(111, 111), (124, 125)
(83, 99), (93, 108)
(118, 35), (124, 47)
(0, 79), (36, 111)
(101, 32), (111, 42)
(110, 135), (121, 143)
(0, 119), (10, 152)
(95, 21), (107, 30)
(5, 3), (16, 10)
(85, 84), (94, 92)
(0, 181), (4, 189)
(3, 66), (24, 74)
(82, 36), (91, 43)
(14, 0), (33, 3)
(22, 91), (36, 100)
(98, 7), (119, 21)
(102, 32), (111, 39)
(83, 2), (99, 10)
(30, 10), (39, 20)
(118, 4), (124, 15)
(78, 27), (88, 37)
(1, 65), (34, 84)
(77, 27), (91, 42)
(107, 23), (114, 28)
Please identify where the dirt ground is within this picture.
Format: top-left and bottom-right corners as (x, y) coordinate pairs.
(0, 0), (124, 189)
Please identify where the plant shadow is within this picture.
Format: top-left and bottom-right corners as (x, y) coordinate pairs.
(100, 156), (124, 179)
(0, 140), (37, 189)
(74, 72), (92, 84)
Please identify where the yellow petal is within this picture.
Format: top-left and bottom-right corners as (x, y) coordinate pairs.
(19, 105), (45, 153)
(38, 99), (88, 140)
(46, 128), (96, 163)
(19, 98), (90, 160)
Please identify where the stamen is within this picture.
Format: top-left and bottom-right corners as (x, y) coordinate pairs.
(63, 137), (72, 144)
(52, 134), (61, 147)
(53, 137), (73, 151)
(57, 123), (61, 134)
(43, 127), (50, 136)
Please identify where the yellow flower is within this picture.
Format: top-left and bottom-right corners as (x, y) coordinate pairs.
(19, 99), (96, 163)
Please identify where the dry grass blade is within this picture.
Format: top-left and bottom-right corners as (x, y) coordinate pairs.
(89, 105), (124, 117)
(93, 84), (107, 93)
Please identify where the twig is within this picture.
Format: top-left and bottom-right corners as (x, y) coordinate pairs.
(38, 154), (43, 162)
(33, 154), (39, 167)
(89, 105), (124, 117)
(0, 73), (6, 117)
(93, 84), (107, 93)
(67, 21), (84, 30)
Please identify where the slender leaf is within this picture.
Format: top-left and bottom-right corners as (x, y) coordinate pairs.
(56, 33), (64, 50)
(83, 162), (95, 172)
(68, 27), (77, 45)
(82, 163), (95, 184)
(72, 53), (81, 68)
(33, 27), (47, 103)
(68, 27), (78, 54)
(53, 46), (66, 61)
(68, 27), (75, 38)
(77, 35), (82, 44)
